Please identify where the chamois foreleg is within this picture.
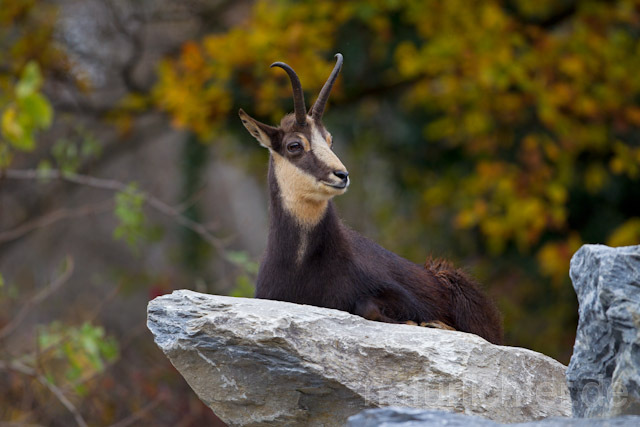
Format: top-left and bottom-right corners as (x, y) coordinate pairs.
(353, 281), (439, 326)
(353, 298), (400, 323)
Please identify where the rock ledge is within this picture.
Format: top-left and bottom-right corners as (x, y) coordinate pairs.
(148, 290), (571, 426)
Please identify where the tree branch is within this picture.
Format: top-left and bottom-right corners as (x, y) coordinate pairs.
(106, 394), (165, 427)
(0, 360), (88, 427)
(102, 0), (148, 93)
(0, 256), (74, 340)
(0, 168), (228, 253)
(0, 200), (113, 244)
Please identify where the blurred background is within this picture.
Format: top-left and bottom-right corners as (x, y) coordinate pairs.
(1, 0), (640, 425)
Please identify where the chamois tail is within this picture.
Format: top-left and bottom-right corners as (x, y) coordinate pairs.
(424, 257), (504, 345)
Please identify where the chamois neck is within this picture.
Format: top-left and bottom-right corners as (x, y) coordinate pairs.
(266, 157), (346, 264)
(267, 156), (331, 228)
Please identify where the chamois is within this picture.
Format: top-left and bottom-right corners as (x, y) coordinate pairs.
(239, 54), (503, 344)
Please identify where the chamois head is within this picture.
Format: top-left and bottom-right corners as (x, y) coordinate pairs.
(239, 54), (348, 226)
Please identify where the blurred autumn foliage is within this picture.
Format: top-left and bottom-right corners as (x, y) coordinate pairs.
(2, 0), (640, 425)
(154, 0), (640, 354)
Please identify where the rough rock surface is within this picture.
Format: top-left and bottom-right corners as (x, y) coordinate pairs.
(148, 290), (570, 426)
(567, 244), (640, 418)
(348, 407), (640, 427)
(348, 408), (498, 426)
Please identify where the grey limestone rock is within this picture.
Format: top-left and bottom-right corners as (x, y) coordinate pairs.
(348, 407), (498, 426)
(348, 407), (640, 427)
(567, 244), (640, 418)
(148, 290), (570, 426)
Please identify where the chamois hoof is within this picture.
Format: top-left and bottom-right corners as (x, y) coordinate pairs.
(422, 321), (456, 331)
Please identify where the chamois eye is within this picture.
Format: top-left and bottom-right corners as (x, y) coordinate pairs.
(287, 142), (303, 153)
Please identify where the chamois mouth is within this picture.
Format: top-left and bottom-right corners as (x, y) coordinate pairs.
(322, 178), (350, 190)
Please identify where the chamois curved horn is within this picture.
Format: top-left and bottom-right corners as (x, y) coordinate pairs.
(310, 53), (343, 121)
(270, 61), (307, 126)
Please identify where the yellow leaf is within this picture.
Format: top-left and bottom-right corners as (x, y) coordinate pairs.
(1, 106), (23, 143)
(608, 218), (640, 247)
(537, 233), (582, 286)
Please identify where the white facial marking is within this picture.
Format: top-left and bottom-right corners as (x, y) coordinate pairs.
(272, 151), (329, 227)
(296, 133), (311, 151)
(271, 121), (349, 227)
(310, 123), (346, 178)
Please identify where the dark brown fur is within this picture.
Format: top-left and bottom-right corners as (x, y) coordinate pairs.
(242, 55), (504, 344)
(256, 157), (503, 344)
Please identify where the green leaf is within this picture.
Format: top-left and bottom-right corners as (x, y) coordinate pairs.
(52, 138), (80, 172)
(80, 131), (101, 158)
(0, 61), (53, 157)
(37, 159), (53, 172)
(74, 383), (89, 397)
(12, 131), (36, 151)
(16, 61), (44, 99)
(226, 250), (249, 265)
(230, 274), (255, 298)
(20, 92), (53, 128)
(100, 337), (119, 362)
(226, 250), (259, 275)
(38, 321), (120, 388)
(113, 183), (148, 250)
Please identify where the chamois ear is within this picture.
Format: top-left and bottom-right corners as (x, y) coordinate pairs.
(238, 109), (280, 149)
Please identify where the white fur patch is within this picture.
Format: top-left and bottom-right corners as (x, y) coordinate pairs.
(271, 121), (348, 227)
(310, 124), (345, 174)
(272, 152), (331, 227)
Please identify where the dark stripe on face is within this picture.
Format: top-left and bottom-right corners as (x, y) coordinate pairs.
(290, 149), (333, 181)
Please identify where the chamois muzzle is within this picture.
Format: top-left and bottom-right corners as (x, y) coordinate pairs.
(333, 170), (349, 182)
(326, 170), (349, 189)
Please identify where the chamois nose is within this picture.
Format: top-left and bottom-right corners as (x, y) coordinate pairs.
(333, 170), (349, 182)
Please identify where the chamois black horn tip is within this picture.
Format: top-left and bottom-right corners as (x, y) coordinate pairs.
(333, 53), (344, 69)
(269, 60), (307, 126)
(310, 53), (344, 120)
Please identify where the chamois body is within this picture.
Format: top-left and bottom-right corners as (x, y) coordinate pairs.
(257, 158), (503, 344)
(240, 54), (503, 345)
